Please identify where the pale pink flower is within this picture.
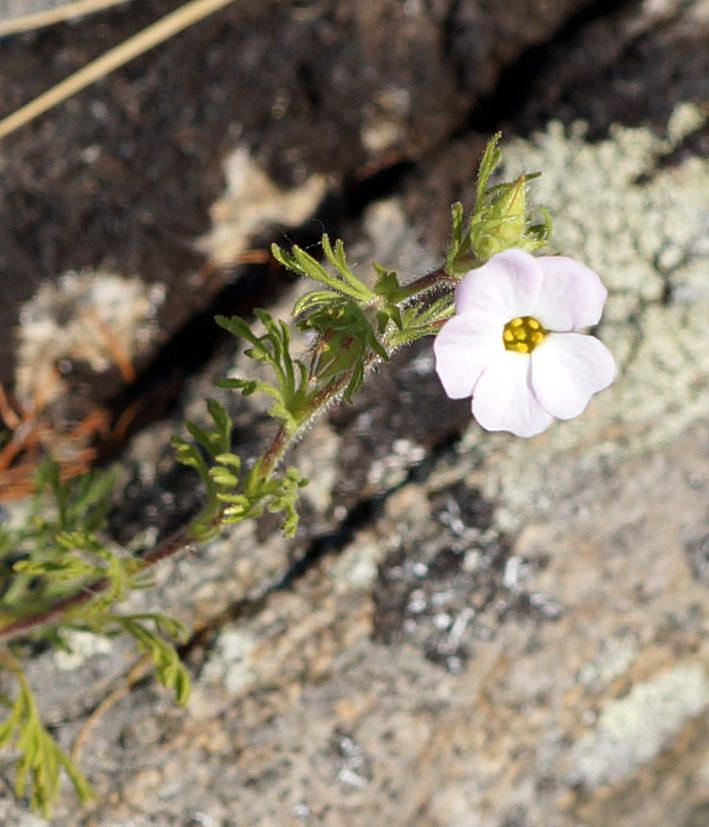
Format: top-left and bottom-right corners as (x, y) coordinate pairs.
(434, 248), (615, 438)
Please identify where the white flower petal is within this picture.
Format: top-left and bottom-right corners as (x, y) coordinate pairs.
(534, 256), (608, 331)
(455, 249), (543, 322)
(472, 351), (554, 437)
(531, 332), (616, 420)
(434, 312), (504, 399)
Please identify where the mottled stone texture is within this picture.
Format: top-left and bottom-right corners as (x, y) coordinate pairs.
(2, 0), (709, 825)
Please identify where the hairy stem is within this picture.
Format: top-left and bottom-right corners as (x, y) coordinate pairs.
(388, 266), (459, 305)
(0, 524), (202, 643)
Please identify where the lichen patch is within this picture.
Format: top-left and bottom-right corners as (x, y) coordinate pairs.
(15, 271), (165, 405)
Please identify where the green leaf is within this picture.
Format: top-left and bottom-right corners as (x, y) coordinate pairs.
(387, 294), (455, 348)
(92, 614), (190, 706)
(205, 398), (231, 454)
(217, 377), (260, 395)
(218, 462), (308, 538)
(321, 235), (374, 301)
(292, 288), (343, 318)
(215, 312), (259, 344)
(209, 467), (239, 488)
(171, 435), (212, 490)
(274, 240), (320, 282)
(274, 235), (375, 303)
(216, 309), (311, 433)
(214, 452), (242, 469)
(475, 131), (502, 210)
(30, 458), (114, 535)
(372, 264), (400, 298)
(0, 656), (97, 816)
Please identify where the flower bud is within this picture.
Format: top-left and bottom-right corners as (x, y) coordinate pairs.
(473, 175), (530, 260)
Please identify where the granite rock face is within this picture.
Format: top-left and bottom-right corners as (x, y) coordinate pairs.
(1, 0), (709, 825)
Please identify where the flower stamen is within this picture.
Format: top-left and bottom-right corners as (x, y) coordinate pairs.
(502, 316), (547, 353)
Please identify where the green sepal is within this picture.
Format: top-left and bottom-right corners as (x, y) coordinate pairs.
(217, 377), (262, 397)
(445, 202), (465, 274)
(445, 133), (553, 273)
(298, 298), (388, 401)
(475, 132), (503, 211)
(386, 293), (455, 348)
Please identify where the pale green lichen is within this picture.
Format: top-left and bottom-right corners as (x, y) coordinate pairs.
(197, 145), (328, 267)
(570, 662), (709, 786)
(576, 633), (639, 691)
(15, 271), (165, 406)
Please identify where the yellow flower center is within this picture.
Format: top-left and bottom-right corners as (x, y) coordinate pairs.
(502, 316), (547, 353)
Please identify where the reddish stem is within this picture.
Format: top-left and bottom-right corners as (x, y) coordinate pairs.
(0, 522), (202, 643)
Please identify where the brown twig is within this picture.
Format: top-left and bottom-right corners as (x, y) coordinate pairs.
(71, 651), (151, 763)
(0, 576), (109, 643)
(0, 0), (238, 141)
(0, 383), (22, 430)
(0, 517), (213, 643)
(79, 306), (136, 384)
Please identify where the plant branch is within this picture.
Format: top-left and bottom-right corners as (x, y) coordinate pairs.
(0, 259), (459, 645)
(388, 266), (459, 304)
(0, 521), (207, 644)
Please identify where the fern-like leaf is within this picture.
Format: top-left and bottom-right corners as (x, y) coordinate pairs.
(0, 653), (97, 816)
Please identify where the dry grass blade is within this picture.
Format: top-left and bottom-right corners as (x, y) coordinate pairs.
(0, 0), (131, 37)
(0, 0), (237, 141)
(71, 653), (151, 763)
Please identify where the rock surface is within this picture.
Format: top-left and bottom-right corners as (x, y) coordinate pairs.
(1, 1), (709, 825)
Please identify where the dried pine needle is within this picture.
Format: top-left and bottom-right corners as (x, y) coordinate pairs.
(0, 0), (237, 141)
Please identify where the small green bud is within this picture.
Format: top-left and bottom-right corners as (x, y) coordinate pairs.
(472, 175), (529, 260)
(490, 174), (527, 242)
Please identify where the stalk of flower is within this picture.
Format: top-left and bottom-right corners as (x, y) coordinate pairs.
(433, 248), (616, 437)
